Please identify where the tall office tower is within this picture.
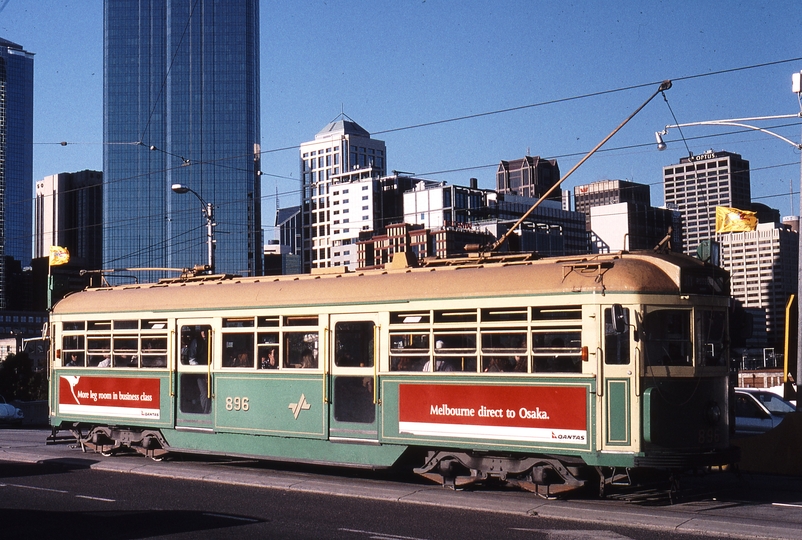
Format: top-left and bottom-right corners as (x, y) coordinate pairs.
(0, 38), (34, 310)
(299, 117), (386, 272)
(717, 223), (799, 348)
(496, 156), (561, 201)
(35, 171), (103, 269)
(103, 1), (261, 280)
(574, 179), (651, 231)
(663, 150), (751, 257)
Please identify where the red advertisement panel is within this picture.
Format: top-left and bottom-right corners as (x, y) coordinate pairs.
(58, 375), (161, 420)
(398, 384), (587, 444)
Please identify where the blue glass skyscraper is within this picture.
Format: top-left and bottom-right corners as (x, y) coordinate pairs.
(103, 1), (261, 280)
(0, 38), (34, 309)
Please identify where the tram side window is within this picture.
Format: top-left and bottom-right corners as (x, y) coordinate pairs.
(62, 335), (85, 367)
(429, 332), (477, 372)
(335, 322), (374, 367)
(642, 310), (692, 367)
(87, 337), (111, 367)
(141, 337), (167, 367)
(390, 332), (428, 371)
(284, 332), (318, 368)
(258, 332), (279, 369)
(532, 330), (582, 373)
(113, 337), (139, 368)
(604, 307), (631, 365)
(222, 332), (255, 368)
(481, 331), (527, 373)
(697, 310), (726, 367)
(180, 326), (211, 365)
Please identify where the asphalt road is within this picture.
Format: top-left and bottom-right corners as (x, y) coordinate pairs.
(2, 428), (802, 539)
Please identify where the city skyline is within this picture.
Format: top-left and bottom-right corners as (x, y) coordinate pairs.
(2, 1), (801, 249)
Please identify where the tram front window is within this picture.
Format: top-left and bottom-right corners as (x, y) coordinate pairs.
(643, 310), (692, 367)
(697, 310), (727, 367)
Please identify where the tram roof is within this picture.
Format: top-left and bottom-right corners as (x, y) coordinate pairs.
(51, 251), (727, 316)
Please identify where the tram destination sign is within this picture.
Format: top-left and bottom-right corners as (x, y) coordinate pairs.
(58, 375), (161, 420)
(398, 384), (587, 444)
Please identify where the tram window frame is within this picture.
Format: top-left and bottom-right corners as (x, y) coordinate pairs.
(87, 336), (111, 367)
(480, 330), (527, 373)
(532, 306), (582, 321)
(696, 309), (727, 368)
(87, 321), (111, 331)
(221, 331), (255, 368)
(283, 331), (319, 369)
(481, 307), (528, 322)
(141, 336), (168, 367)
(113, 336), (139, 368)
(284, 315), (319, 327)
(434, 309), (477, 324)
(390, 311), (430, 325)
(258, 316), (280, 327)
(113, 320), (138, 330)
(141, 319), (167, 330)
(223, 317), (255, 328)
(531, 328), (582, 373)
(334, 321), (375, 368)
(642, 308), (693, 368)
(61, 334), (85, 367)
(63, 321), (85, 332)
(604, 307), (631, 365)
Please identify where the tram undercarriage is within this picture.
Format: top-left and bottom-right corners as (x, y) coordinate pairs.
(413, 450), (603, 498)
(70, 425), (170, 461)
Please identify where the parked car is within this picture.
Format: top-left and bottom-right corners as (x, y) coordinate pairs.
(734, 388), (796, 436)
(0, 395), (23, 426)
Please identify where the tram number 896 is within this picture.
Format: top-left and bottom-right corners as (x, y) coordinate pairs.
(225, 396), (250, 412)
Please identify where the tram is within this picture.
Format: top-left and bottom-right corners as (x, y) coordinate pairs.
(48, 250), (737, 495)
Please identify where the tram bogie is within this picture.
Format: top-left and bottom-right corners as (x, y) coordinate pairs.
(47, 251), (737, 496)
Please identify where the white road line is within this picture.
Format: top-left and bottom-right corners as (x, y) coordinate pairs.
(0, 483), (69, 494)
(772, 502), (802, 508)
(339, 528), (431, 540)
(75, 495), (116, 502)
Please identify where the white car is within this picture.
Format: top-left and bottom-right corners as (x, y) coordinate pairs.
(734, 388), (796, 436)
(0, 395), (23, 426)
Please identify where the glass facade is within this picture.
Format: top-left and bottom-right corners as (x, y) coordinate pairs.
(0, 38), (34, 309)
(103, 1), (261, 281)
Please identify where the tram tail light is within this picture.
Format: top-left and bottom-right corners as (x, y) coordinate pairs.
(581, 346), (588, 362)
(55, 349), (61, 359)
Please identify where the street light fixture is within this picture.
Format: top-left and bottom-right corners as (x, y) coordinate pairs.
(654, 72), (802, 407)
(171, 183), (215, 274)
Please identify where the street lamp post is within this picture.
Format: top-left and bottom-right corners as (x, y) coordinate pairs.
(655, 72), (802, 407)
(171, 183), (215, 274)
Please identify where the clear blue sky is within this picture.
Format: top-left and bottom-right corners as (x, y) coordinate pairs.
(2, 0), (801, 239)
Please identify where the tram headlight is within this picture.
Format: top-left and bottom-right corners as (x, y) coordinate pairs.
(705, 402), (722, 425)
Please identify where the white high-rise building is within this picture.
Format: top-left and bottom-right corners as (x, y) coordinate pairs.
(717, 222), (798, 347)
(663, 150), (751, 257)
(300, 117), (386, 272)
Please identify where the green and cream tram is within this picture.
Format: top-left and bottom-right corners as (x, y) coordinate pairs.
(48, 251), (736, 494)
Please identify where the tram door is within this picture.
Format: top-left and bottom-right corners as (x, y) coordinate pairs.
(599, 305), (636, 451)
(175, 320), (214, 430)
(328, 315), (379, 441)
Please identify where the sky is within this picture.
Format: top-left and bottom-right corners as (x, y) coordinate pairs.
(2, 0), (802, 240)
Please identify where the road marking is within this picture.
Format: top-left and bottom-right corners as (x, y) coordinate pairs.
(0, 483), (69, 494)
(773, 502), (802, 508)
(75, 495), (116, 502)
(339, 528), (430, 540)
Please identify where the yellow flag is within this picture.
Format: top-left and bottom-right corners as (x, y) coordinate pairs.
(49, 246), (70, 266)
(715, 206), (757, 233)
